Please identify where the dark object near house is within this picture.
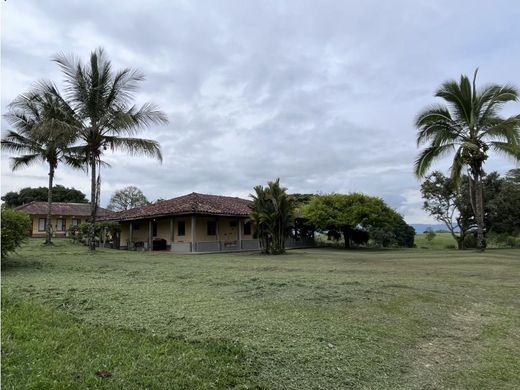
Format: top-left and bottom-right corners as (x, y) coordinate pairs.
(153, 238), (167, 250)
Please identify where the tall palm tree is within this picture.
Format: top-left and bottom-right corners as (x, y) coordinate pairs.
(2, 85), (80, 244)
(415, 70), (520, 249)
(51, 48), (168, 250)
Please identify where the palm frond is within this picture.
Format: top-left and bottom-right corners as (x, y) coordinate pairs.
(414, 144), (456, 177)
(103, 136), (162, 161)
(10, 154), (42, 170)
(490, 141), (520, 161)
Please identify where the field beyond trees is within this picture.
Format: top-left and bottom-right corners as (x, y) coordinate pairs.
(2, 240), (519, 389)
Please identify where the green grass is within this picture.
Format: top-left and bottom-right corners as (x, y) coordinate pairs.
(415, 232), (458, 249)
(2, 239), (520, 389)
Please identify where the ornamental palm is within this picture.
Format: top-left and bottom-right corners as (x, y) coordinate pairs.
(415, 70), (520, 249)
(51, 48), (168, 250)
(250, 179), (294, 254)
(2, 85), (80, 244)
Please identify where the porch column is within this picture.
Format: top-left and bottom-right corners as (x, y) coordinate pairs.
(148, 220), (153, 251)
(216, 217), (221, 251)
(238, 219), (243, 250)
(129, 222), (133, 250)
(169, 218), (174, 245)
(191, 215), (196, 252)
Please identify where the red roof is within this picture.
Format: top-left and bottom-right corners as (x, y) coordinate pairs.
(106, 192), (252, 221)
(15, 201), (109, 217)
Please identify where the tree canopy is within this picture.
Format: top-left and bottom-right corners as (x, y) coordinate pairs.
(2, 186), (88, 208)
(303, 193), (414, 248)
(107, 186), (150, 211)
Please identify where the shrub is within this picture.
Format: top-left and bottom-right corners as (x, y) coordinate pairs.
(68, 221), (120, 246)
(1, 208), (31, 258)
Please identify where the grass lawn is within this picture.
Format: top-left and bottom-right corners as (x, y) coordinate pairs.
(2, 240), (519, 389)
(415, 232), (458, 249)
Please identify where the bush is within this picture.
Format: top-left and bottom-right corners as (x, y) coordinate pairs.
(463, 233), (478, 249)
(1, 208), (31, 258)
(68, 221), (120, 246)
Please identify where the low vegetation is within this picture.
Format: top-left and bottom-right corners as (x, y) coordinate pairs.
(1, 208), (31, 258)
(2, 240), (519, 389)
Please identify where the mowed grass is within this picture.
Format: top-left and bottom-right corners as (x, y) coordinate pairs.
(415, 232), (458, 249)
(2, 240), (519, 389)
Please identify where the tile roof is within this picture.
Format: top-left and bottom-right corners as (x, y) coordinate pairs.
(105, 192), (252, 221)
(15, 201), (110, 217)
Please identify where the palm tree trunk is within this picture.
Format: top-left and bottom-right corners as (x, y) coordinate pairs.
(45, 166), (55, 245)
(469, 168), (485, 251)
(474, 176), (486, 250)
(89, 156), (97, 251)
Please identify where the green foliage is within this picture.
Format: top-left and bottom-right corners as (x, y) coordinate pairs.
(394, 219), (416, 248)
(425, 227), (436, 242)
(421, 169), (520, 249)
(250, 178), (295, 254)
(46, 48), (168, 250)
(2, 185), (88, 208)
(304, 193), (413, 248)
(68, 221), (120, 246)
(1, 208), (31, 258)
(107, 186), (150, 211)
(415, 70), (520, 250)
(486, 169), (520, 236)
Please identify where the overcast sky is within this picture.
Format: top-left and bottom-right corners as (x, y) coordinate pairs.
(1, 0), (519, 223)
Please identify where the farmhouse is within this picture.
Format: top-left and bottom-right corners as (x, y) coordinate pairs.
(105, 192), (314, 252)
(15, 201), (109, 238)
(105, 192), (257, 252)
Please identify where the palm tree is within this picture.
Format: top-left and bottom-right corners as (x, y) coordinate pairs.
(2, 85), (80, 244)
(415, 69), (520, 249)
(51, 48), (168, 250)
(250, 179), (295, 254)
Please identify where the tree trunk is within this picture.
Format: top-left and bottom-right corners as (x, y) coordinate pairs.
(342, 227), (351, 249)
(45, 166), (55, 245)
(89, 156), (97, 251)
(474, 175), (486, 250)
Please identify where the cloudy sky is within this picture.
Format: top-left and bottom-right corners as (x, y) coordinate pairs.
(1, 0), (519, 223)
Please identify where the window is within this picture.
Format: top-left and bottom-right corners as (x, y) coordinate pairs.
(229, 221), (238, 228)
(243, 222), (251, 235)
(207, 221), (217, 236)
(178, 221), (185, 236)
(72, 218), (80, 226)
(133, 223), (140, 231)
(38, 218), (47, 232)
(152, 222), (158, 237)
(56, 218), (65, 231)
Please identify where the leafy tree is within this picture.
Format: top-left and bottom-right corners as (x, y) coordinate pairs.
(250, 179), (295, 254)
(424, 227), (436, 242)
(51, 48), (168, 250)
(415, 70), (520, 250)
(107, 186), (150, 211)
(1, 86), (81, 244)
(394, 218), (416, 248)
(487, 169), (520, 236)
(2, 185), (88, 208)
(420, 171), (473, 249)
(303, 193), (404, 248)
(1, 208), (32, 258)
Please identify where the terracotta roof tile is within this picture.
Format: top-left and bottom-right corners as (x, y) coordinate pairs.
(15, 201), (109, 217)
(106, 192), (252, 221)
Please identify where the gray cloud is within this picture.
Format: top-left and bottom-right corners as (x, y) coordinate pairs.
(2, 0), (519, 223)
